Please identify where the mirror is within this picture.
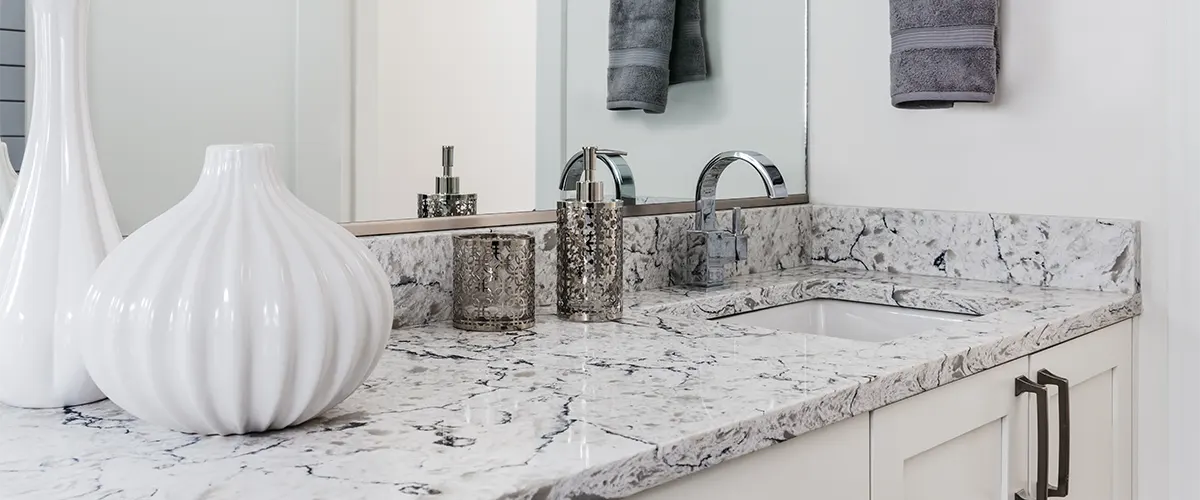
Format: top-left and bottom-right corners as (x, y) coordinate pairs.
(2, 0), (808, 233)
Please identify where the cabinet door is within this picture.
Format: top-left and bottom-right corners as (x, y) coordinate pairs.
(871, 358), (1030, 500)
(631, 414), (870, 500)
(1028, 321), (1133, 500)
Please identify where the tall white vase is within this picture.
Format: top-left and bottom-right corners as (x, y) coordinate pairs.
(0, 143), (20, 221)
(79, 144), (394, 436)
(0, 0), (121, 408)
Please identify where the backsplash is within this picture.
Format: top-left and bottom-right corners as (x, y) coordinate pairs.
(362, 205), (809, 328)
(807, 205), (1140, 294)
(362, 204), (1140, 327)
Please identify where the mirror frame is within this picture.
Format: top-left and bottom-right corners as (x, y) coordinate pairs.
(342, 0), (809, 237)
(344, 193), (809, 236)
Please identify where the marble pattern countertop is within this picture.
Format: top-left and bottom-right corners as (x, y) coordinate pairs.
(0, 266), (1139, 500)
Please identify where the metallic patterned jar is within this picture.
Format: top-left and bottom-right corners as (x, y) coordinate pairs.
(417, 146), (478, 218)
(417, 193), (477, 218)
(452, 233), (536, 332)
(556, 201), (624, 322)
(556, 146), (624, 323)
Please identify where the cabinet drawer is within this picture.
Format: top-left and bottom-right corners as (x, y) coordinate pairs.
(870, 357), (1030, 500)
(1028, 321), (1133, 500)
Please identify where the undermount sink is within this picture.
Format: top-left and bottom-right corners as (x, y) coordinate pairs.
(714, 299), (974, 343)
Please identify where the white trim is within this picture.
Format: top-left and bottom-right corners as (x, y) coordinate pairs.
(295, 0), (354, 222)
(351, 0), (379, 221)
(1167, 0), (1200, 497)
(535, 0), (567, 210)
(344, 0), (357, 222)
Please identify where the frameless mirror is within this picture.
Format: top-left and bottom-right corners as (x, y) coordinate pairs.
(2, 0), (807, 234)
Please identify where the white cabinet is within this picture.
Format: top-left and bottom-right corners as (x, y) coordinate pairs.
(634, 320), (1133, 500)
(631, 414), (870, 500)
(1028, 322), (1133, 500)
(870, 358), (1031, 500)
(870, 320), (1134, 500)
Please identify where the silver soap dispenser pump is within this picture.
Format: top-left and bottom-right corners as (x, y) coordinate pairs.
(556, 146), (624, 322)
(417, 145), (478, 218)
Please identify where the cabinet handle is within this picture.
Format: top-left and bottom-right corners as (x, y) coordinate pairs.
(1016, 376), (1049, 500)
(1037, 369), (1071, 498)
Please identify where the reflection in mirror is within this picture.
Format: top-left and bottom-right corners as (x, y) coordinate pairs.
(416, 146), (478, 219)
(547, 0), (809, 209)
(6, 0), (807, 233)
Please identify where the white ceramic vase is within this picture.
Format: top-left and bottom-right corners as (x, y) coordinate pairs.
(0, 143), (20, 221)
(79, 144), (393, 435)
(0, 0), (121, 408)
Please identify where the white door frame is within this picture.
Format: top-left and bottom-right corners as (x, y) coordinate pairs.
(351, 0), (379, 222)
(1167, 0), (1200, 496)
(295, 0), (355, 222)
(535, 0), (567, 210)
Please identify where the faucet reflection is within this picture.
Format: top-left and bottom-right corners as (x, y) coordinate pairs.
(559, 148), (637, 206)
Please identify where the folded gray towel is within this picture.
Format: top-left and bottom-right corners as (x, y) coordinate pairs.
(608, 0), (707, 114)
(890, 0), (998, 109)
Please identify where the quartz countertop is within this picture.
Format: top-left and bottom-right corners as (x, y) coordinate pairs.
(0, 266), (1140, 500)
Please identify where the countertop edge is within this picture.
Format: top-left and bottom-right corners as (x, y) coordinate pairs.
(506, 291), (1140, 500)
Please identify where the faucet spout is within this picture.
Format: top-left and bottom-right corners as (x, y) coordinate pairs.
(559, 149), (637, 205)
(680, 151), (788, 288)
(693, 151), (788, 231)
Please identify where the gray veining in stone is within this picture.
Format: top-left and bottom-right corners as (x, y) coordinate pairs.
(807, 205), (1139, 293)
(0, 265), (1139, 500)
(365, 204), (1137, 328)
(364, 205), (810, 328)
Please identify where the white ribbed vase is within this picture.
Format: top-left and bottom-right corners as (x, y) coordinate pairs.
(79, 144), (393, 435)
(0, 0), (121, 409)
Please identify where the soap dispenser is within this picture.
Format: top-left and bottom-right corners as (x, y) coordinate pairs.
(417, 145), (478, 218)
(557, 146), (624, 322)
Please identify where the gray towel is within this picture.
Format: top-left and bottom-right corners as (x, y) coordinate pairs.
(670, 0), (707, 85)
(890, 0), (998, 109)
(608, 0), (708, 114)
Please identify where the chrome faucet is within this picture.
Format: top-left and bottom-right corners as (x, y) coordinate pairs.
(682, 151), (788, 288)
(559, 148), (637, 206)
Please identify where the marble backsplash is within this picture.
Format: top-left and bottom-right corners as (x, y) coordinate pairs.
(807, 205), (1140, 294)
(361, 204), (1139, 327)
(363, 205), (808, 328)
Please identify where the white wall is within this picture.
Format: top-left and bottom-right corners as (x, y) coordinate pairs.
(355, 0), (539, 221)
(1166, 1), (1200, 498)
(808, 1), (1169, 498)
(556, 1), (808, 207)
(89, 0), (345, 233)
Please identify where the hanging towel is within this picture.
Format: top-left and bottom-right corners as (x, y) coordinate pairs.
(670, 0), (708, 84)
(608, 0), (708, 114)
(890, 0), (998, 109)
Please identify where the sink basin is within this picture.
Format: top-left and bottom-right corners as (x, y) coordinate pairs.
(714, 299), (974, 343)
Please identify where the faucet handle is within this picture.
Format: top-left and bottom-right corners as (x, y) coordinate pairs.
(596, 149), (628, 157)
(732, 207), (748, 262)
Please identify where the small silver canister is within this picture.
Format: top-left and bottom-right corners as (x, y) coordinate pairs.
(452, 233), (536, 331)
(556, 146), (624, 322)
